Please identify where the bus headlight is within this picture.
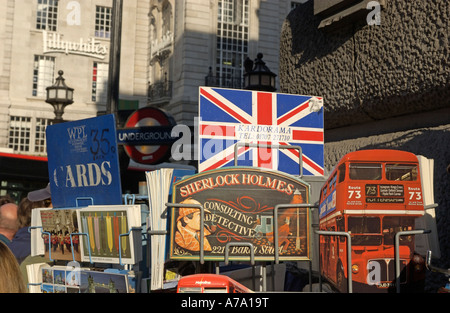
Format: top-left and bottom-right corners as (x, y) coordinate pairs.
(352, 264), (359, 274)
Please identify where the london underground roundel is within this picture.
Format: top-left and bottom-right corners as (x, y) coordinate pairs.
(123, 107), (176, 164)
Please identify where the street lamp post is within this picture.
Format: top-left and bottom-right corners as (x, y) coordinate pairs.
(106, 0), (123, 126)
(243, 53), (277, 92)
(45, 70), (74, 123)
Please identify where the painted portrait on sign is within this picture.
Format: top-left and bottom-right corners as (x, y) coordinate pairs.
(169, 167), (311, 262)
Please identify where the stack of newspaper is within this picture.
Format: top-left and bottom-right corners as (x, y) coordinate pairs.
(145, 168), (174, 291)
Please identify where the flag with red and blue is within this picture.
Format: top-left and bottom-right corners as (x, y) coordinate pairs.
(198, 87), (324, 176)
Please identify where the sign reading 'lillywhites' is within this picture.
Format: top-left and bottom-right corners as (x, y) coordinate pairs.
(46, 114), (122, 208)
(170, 167), (310, 262)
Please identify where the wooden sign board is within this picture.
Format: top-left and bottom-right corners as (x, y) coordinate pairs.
(169, 167), (311, 262)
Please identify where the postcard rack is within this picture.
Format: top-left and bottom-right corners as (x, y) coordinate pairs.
(29, 196), (145, 267)
(28, 175), (318, 292)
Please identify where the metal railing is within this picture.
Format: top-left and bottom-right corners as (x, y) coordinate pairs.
(394, 229), (430, 293)
(315, 230), (353, 293)
(233, 142), (303, 177)
(148, 80), (173, 102)
(204, 74), (243, 89)
(165, 202), (207, 264)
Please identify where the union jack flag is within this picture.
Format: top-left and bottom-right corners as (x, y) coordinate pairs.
(198, 87), (324, 176)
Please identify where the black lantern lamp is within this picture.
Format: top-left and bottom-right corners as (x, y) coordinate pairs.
(45, 70), (74, 123)
(243, 53), (277, 92)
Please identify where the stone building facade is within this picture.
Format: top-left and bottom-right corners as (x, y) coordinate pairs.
(0, 0), (150, 155)
(279, 0), (449, 291)
(0, 0), (297, 196)
(0, 0), (296, 155)
(150, 0), (297, 127)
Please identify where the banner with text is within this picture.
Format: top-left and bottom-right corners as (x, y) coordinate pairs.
(169, 167), (310, 262)
(46, 114), (122, 208)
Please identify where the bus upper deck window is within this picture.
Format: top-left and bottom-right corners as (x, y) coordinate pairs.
(386, 164), (418, 181)
(338, 164), (346, 183)
(330, 174), (337, 189)
(349, 163), (382, 180)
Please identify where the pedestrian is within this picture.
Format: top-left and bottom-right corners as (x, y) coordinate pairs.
(8, 184), (52, 264)
(9, 184), (53, 289)
(0, 194), (14, 206)
(0, 201), (19, 244)
(8, 197), (46, 264)
(0, 241), (27, 293)
(27, 183), (52, 207)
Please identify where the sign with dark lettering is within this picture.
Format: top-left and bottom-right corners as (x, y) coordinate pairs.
(198, 87), (324, 176)
(365, 184), (405, 204)
(117, 126), (178, 145)
(46, 114), (122, 208)
(169, 167), (310, 262)
(121, 107), (176, 164)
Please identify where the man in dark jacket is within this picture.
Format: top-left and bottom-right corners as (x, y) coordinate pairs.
(0, 201), (18, 245)
(8, 184), (51, 264)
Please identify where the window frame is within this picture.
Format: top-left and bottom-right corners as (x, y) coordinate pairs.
(32, 55), (56, 98)
(94, 5), (112, 39)
(8, 116), (53, 155)
(36, 0), (59, 32)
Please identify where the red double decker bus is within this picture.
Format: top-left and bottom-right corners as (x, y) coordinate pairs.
(318, 149), (425, 292)
(177, 274), (253, 293)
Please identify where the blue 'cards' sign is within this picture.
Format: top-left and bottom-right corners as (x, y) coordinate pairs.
(46, 114), (122, 208)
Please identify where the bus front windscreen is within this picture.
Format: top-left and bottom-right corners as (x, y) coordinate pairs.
(382, 216), (415, 246)
(348, 216), (381, 246)
(347, 216), (416, 247)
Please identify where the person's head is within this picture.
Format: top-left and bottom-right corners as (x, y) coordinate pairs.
(27, 184), (51, 204)
(17, 197), (50, 229)
(0, 194), (14, 206)
(0, 202), (19, 241)
(0, 241), (26, 293)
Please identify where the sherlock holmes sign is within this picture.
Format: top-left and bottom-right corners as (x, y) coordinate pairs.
(169, 167), (310, 262)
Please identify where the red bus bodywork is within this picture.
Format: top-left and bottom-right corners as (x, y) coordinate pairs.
(318, 150), (425, 292)
(177, 274), (253, 293)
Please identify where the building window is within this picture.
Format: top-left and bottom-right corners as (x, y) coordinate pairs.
(36, 0), (59, 32)
(8, 116), (53, 154)
(35, 118), (52, 153)
(92, 62), (108, 103)
(95, 6), (112, 38)
(216, 0), (249, 88)
(162, 1), (172, 35)
(9, 117), (31, 153)
(32, 55), (55, 97)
